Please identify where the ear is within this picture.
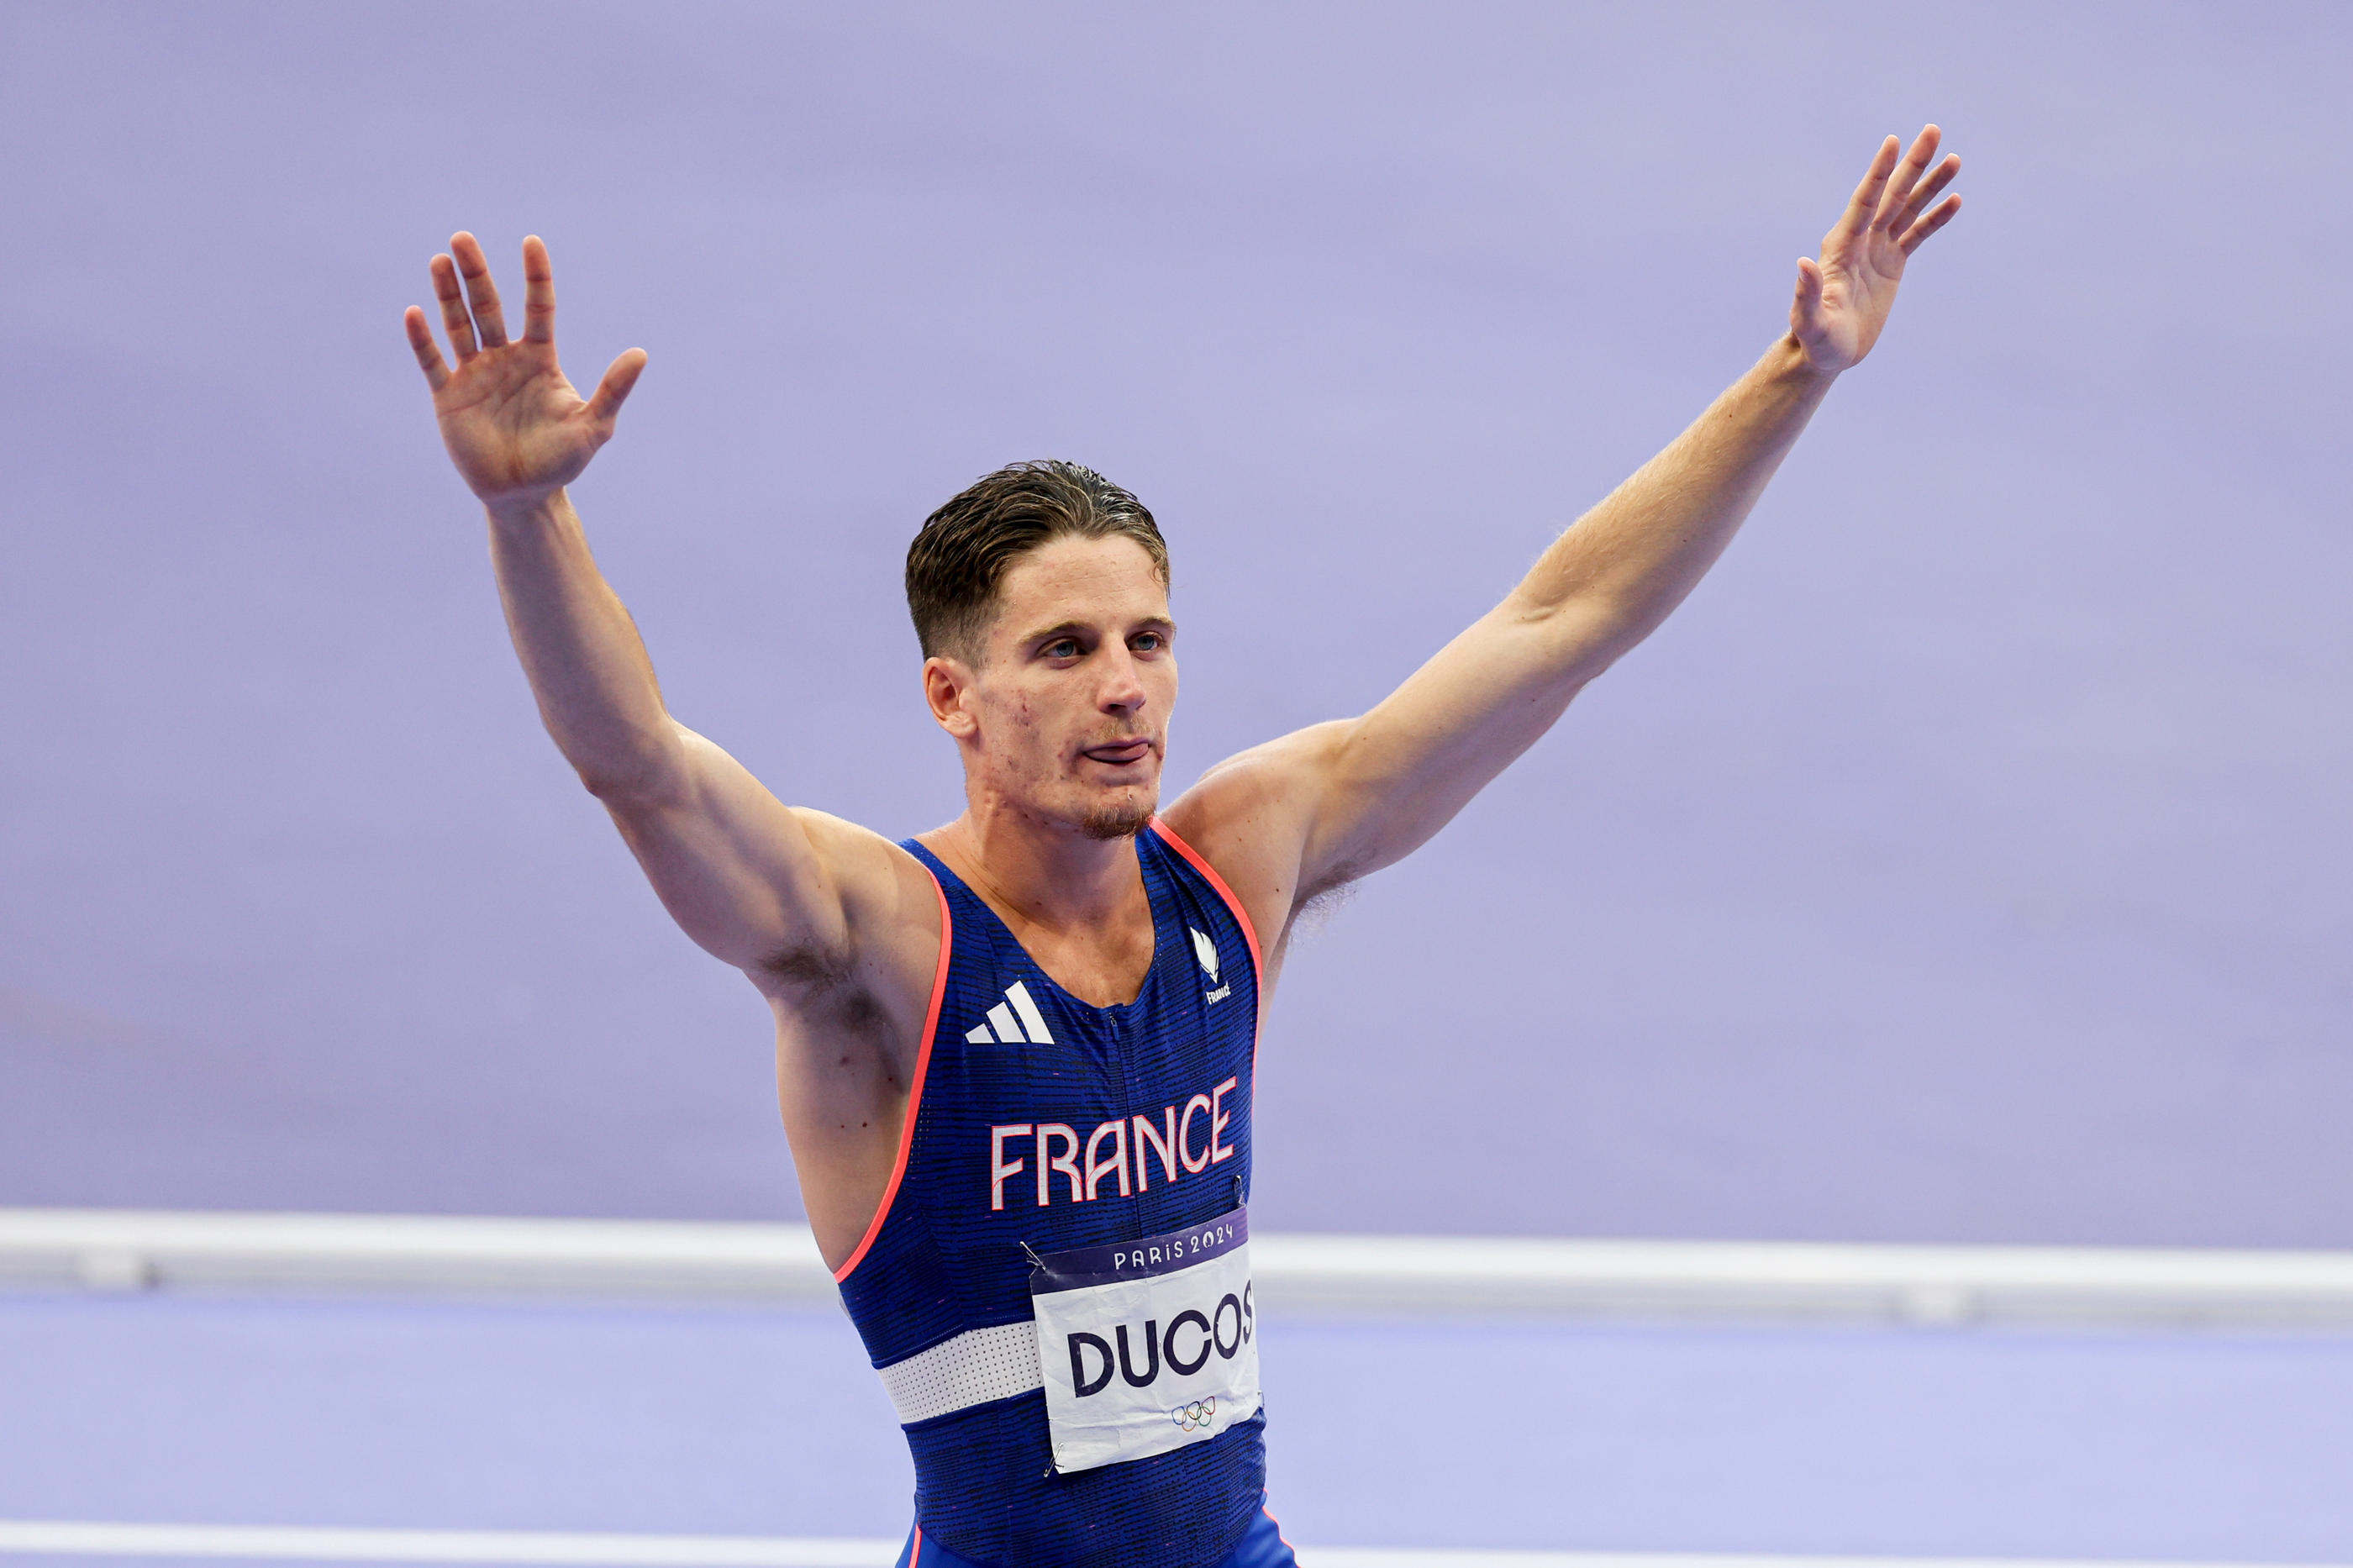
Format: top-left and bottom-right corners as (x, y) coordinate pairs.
(924, 654), (980, 739)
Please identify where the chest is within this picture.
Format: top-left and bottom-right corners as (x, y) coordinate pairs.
(993, 906), (1156, 1009)
(938, 934), (1255, 1229)
(932, 890), (1255, 1195)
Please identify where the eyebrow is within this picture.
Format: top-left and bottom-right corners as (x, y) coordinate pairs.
(1020, 616), (1176, 647)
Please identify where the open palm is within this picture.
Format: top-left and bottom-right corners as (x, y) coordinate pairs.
(1792, 126), (1963, 373)
(403, 233), (646, 507)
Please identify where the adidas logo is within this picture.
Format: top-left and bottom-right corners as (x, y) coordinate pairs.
(1192, 927), (1231, 1005)
(966, 980), (1056, 1045)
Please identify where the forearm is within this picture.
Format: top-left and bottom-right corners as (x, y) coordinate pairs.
(1298, 336), (1840, 876)
(1513, 334), (1835, 679)
(1277, 130), (1959, 897)
(485, 490), (683, 801)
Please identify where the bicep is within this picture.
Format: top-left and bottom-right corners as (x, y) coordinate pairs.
(1175, 606), (1596, 943)
(601, 723), (853, 975)
(1162, 724), (1345, 952)
(1299, 605), (1598, 887)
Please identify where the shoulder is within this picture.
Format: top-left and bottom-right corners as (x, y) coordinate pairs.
(1159, 720), (1352, 957)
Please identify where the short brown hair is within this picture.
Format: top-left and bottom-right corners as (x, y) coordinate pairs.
(905, 460), (1170, 660)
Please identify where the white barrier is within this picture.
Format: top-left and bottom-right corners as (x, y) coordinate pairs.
(8, 1208), (2353, 1328)
(0, 1523), (2336, 1568)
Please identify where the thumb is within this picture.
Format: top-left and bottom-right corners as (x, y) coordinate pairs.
(587, 348), (649, 426)
(1791, 256), (1824, 326)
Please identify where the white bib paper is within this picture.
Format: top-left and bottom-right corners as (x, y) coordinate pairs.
(1029, 1205), (1259, 1474)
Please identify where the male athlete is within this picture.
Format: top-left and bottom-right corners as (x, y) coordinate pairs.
(405, 128), (1961, 1568)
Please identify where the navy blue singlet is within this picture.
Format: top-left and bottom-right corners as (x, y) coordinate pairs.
(836, 819), (1272, 1568)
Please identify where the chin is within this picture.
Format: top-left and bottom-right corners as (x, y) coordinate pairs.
(1076, 792), (1157, 842)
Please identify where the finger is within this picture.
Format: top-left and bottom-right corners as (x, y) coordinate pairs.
(521, 234), (556, 345)
(431, 253), (478, 360)
(1898, 193), (1962, 255)
(1892, 153), (1961, 232)
(585, 348), (649, 425)
(1873, 124), (1943, 232)
(1834, 135), (1903, 240)
(403, 305), (450, 391)
(450, 231), (510, 350)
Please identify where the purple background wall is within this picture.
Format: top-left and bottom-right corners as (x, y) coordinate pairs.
(2, 2), (2345, 1245)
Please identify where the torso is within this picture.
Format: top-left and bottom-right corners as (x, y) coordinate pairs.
(767, 783), (1298, 1273)
(829, 818), (1269, 1568)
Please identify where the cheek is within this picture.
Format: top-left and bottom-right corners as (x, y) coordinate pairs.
(973, 683), (1035, 732)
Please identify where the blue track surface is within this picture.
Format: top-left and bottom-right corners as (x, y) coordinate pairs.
(4, 1292), (2352, 1562)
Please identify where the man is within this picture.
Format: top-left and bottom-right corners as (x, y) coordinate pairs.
(404, 127), (1961, 1568)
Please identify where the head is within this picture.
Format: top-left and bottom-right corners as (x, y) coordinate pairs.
(908, 460), (1175, 840)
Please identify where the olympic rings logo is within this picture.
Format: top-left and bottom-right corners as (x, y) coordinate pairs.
(1171, 1396), (1219, 1432)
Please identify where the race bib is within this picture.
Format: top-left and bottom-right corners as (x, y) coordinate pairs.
(1029, 1205), (1259, 1474)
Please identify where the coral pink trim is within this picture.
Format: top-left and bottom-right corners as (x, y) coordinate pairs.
(1263, 1502), (1295, 1557)
(908, 1525), (924, 1566)
(833, 870), (953, 1285)
(1150, 818), (1262, 981)
(1150, 817), (1266, 1072)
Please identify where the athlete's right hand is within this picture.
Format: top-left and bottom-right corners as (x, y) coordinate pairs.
(403, 232), (646, 509)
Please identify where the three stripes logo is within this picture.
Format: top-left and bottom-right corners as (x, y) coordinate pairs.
(966, 980), (1055, 1045)
(965, 932), (1232, 1044)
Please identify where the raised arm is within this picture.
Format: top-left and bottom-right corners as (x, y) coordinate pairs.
(403, 234), (864, 980)
(1173, 128), (1963, 942)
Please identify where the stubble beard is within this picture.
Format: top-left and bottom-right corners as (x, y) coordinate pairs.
(1077, 789), (1157, 841)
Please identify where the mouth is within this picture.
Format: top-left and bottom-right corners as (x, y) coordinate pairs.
(1080, 738), (1154, 768)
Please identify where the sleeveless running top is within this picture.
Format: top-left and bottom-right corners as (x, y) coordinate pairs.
(835, 819), (1266, 1568)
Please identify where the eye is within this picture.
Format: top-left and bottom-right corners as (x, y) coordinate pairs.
(1042, 638), (1081, 660)
(1131, 632), (1165, 654)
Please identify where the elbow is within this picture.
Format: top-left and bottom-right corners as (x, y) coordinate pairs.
(571, 736), (691, 811)
(1496, 597), (1630, 692)
(577, 766), (655, 808)
(577, 766), (684, 813)
(1502, 586), (1619, 655)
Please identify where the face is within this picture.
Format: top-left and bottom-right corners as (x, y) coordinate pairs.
(925, 534), (1176, 840)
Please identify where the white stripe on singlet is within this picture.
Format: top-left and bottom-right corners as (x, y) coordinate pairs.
(875, 1320), (1043, 1426)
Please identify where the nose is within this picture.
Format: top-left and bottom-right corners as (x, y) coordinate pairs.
(1098, 643), (1147, 716)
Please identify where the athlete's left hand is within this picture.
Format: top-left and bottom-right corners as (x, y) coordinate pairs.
(1790, 124), (1962, 373)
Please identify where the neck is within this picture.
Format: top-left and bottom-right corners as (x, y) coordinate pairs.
(924, 797), (1149, 934)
